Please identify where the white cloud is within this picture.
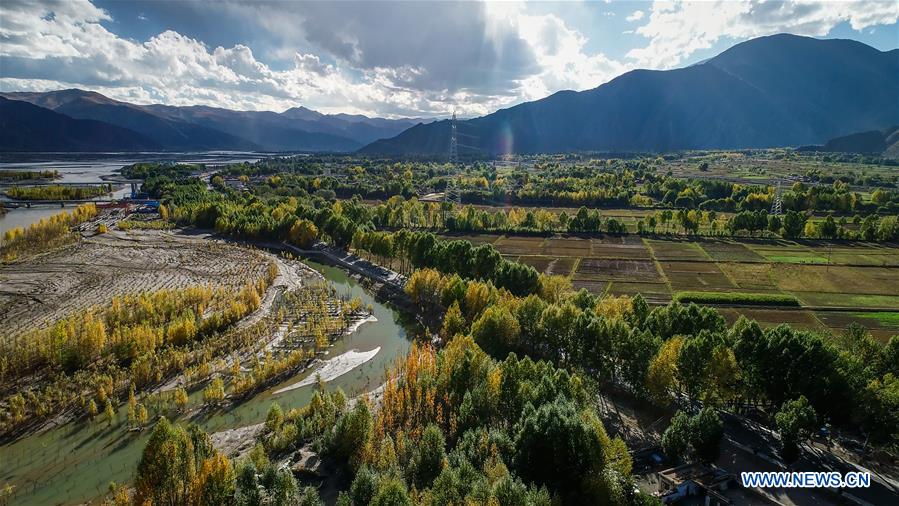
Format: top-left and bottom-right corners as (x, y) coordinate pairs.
(2, 0), (894, 118)
(0, 0), (630, 118)
(515, 13), (629, 100)
(627, 0), (899, 68)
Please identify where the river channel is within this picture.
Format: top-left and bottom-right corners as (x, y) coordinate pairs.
(0, 258), (416, 505)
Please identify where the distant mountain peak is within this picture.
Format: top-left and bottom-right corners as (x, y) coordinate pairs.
(280, 106), (324, 121)
(0, 89), (422, 152)
(360, 34), (899, 155)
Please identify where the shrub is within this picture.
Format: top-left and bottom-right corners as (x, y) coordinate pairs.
(674, 291), (800, 307)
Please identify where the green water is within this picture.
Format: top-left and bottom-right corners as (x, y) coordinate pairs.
(0, 259), (415, 505)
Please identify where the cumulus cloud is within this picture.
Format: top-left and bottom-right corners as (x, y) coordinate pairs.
(0, 0), (895, 118)
(0, 0), (631, 117)
(515, 12), (628, 100)
(627, 0), (898, 68)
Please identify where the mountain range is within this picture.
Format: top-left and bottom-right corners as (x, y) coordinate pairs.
(798, 126), (899, 158)
(0, 89), (421, 152)
(1, 34), (897, 155)
(362, 34), (899, 155)
(0, 96), (160, 152)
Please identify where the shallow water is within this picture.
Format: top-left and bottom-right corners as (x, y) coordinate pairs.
(0, 259), (415, 505)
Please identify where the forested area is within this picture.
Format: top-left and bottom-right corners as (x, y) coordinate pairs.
(121, 163), (203, 180)
(365, 196), (899, 241)
(120, 247), (898, 504)
(226, 155), (899, 214)
(398, 267), (899, 450)
(138, 171), (899, 246)
(129, 337), (650, 505)
(33, 158), (889, 505)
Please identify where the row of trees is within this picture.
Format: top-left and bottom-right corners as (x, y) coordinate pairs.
(5, 184), (111, 201)
(315, 193), (899, 243)
(352, 229), (539, 296)
(0, 268), (275, 435)
(237, 155), (898, 216)
(1, 203), (97, 262)
(726, 209), (899, 241)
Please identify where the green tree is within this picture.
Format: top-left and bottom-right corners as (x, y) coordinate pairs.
(775, 396), (817, 463)
(661, 411), (691, 462)
(690, 408), (724, 463)
(135, 418), (196, 506)
(236, 462), (261, 506)
(297, 485), (323, 506)
(266, 403), (284, 432)
(513, 397), (609, 501)
(440, 301), (467, 341)
(270, 469), (301, 505)
(371, 477), (411, 506)
(326, 401), (373, 473)
(819, 215), (838, 239)
(349, 466), (379, 505)
(410, 424), (446, 489)
(471, 305), (520, 357)
(782, 210), (806, 239)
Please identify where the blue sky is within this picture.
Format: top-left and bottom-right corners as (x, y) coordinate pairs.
(1, 1), (897, 118)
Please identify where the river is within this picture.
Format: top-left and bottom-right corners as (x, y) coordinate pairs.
(0, 259), (415, 505)
(0, 152), (274, 236)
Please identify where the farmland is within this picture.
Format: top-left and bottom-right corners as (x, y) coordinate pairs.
(439, 232), (899, 340)
(3, 150), (898, 506)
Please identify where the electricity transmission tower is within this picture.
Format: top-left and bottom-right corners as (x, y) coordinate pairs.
(449, 111), (459, 165)
(770, 180), (783, 216)
(444, 180), (462, 206)
(448, 109), (481, 165)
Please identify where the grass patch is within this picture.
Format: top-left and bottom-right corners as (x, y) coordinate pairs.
(795, 292), (899, 309)
(766, 255), (829, 264)
(674, 291), (801, 306)
(850, 312), (899, 328)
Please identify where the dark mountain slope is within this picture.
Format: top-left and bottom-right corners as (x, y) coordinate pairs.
(798, 126), (899, 158)
(0, 89), (419, 151)
(1, 90), (258, 151)
(143, 105), (361, 152)
(0, 97), (160, 152)
(360, 34), (899, 155)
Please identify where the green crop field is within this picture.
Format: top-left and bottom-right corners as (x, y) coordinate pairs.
(467, 232), (899, 338)
(765, 255), (830, 264)
(849, 312), (899, 328)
